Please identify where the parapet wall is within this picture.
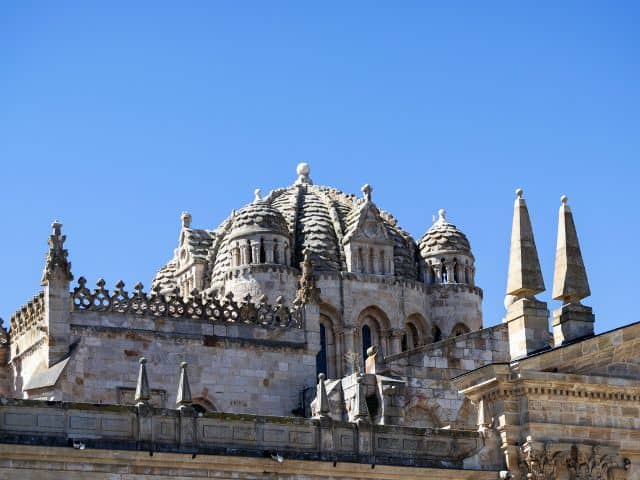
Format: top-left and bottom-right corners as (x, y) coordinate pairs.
(0, 398), (484, 470)
(9, 278), (321, 418)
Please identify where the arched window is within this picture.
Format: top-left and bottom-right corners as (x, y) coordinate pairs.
(318, 308), (339, 378)
(441, 259), (447, 283)
(316, 323), (328, 377)
(246, 240), (252, 264)
(192, 396), (216, 413)
(451, 323), (470, 337)
(401, 334), (408, 352)
(362, 324), (372, 361)
(453, 258), (459, 283)
(407, 322), (420, 349)
(432, 325), (442, 343)
(259, 238), (266, 263)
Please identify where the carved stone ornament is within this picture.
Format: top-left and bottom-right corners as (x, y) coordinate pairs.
(41, 221), (73, 285)
(518, 440), (630, 480)
(71, 277), (303, 329)
(295, 249), (321, 305)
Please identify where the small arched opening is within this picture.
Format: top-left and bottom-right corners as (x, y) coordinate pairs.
(451, 322), (470, 337)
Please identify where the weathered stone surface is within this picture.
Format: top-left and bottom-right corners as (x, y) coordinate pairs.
(3, 165), (640, 479)
(552, 195), (590, 303)
(506, 189), (545, 298)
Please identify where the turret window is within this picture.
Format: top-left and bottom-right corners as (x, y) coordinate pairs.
(441, 259), (447, 283)
(316, 323), (328, 377)
(362, 324), (372, 361)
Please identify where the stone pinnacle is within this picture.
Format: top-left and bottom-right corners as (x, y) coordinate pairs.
(176, 361), (193, 408)
(506, 188), (545, 299)
(314, 373), (330, 418)
(134, 357), (151, 405)
(552, 195), (590, 304)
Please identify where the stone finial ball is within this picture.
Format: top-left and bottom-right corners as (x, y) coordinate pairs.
(438, 208), (446, 219)
(297, 162), (310, 177)
(318, 373), (326, 381)
(515, 188), (523, 198)
(561, 195), (568, 204)
(139, 357), (147, 364)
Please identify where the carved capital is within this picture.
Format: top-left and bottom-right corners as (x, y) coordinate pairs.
(518, 441), (630, 480)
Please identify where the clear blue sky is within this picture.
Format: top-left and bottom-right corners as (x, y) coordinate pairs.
(1, 2), (638, 333)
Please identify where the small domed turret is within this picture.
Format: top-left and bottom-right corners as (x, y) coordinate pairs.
(227, 193), (291, 267)
(419, 210), (475, 286)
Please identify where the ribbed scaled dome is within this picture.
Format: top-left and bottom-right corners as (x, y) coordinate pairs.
(228, 198), (289, 238)
(208, 181), (420, 285)
(152, 165), (423, 291)
(419, 209), (472, 257)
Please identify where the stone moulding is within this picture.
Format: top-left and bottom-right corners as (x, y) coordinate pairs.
(317, 270), (484, 297)
(0, 397), (485, 469)
(71, 277), (303, 329)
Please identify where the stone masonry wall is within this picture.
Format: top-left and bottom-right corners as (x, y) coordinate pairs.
(385, 323), (509, 429)
(13, 310), (319, 417)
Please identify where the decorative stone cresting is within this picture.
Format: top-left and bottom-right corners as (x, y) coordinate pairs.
(71, 277), (303, 329)
(9, 292), (45, 336)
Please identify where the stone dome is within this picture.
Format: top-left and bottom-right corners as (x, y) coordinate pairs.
(207, 165), (420, 285)
(419, 209), (473, 258)
(227, 192), (290, 240)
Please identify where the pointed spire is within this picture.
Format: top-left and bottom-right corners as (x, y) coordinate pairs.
(314, 373), (330, 418)
(135, 357), (151, 406)
(552, 195), (590, 304)
(352, 374), (370, 423)
(176, 361), (193, 409)
(253, 188), (262, 202)
(41, 220), (73, 285)
(506, 189), (545, 299)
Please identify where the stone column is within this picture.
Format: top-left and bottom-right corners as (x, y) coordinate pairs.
(342, 327), (358, 374)
(263, 239), (274, 263)
(240, 243), (250, 265)
(432, 264), (442, 285)
(445, 261), (455, 284)
(250, 240), (261, 264)
(372, 250), (381, 274)
(231, 246), (240, 267)
(275, 241), (285, 265)
(389, 328), (404, 355)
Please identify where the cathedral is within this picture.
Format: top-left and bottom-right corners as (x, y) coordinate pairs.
(1, 163), (638, 479)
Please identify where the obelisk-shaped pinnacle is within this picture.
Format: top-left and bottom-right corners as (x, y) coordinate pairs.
(552, 195), (590, 304)
(506, 189), (545, 299)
